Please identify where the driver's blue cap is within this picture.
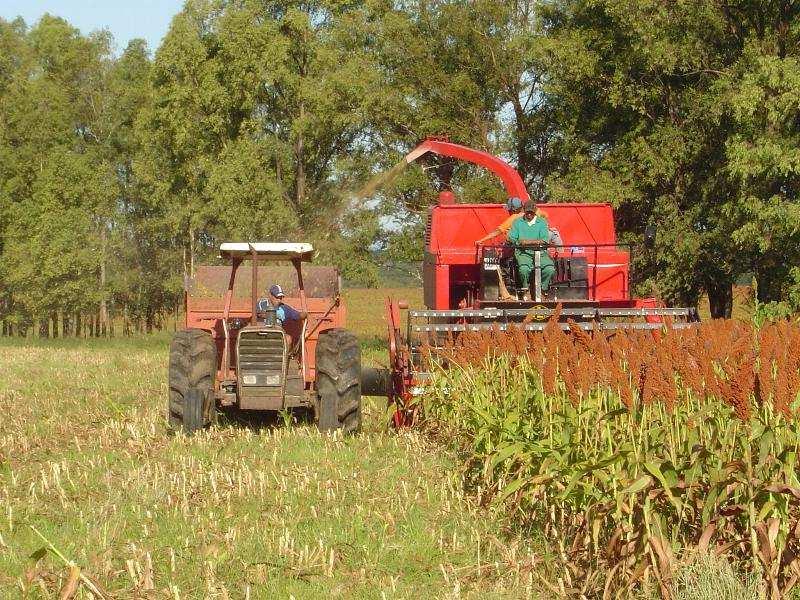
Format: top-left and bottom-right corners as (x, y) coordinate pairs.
(269, 284), (285, 297)
(506, 197), (523, 211)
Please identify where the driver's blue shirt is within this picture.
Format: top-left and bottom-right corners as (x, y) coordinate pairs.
(256, 298), (301, 325)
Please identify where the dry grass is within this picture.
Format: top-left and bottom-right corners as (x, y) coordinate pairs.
(0, 304), (545, 598)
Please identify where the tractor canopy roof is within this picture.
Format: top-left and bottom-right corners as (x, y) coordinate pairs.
(219, 242), (315, 262)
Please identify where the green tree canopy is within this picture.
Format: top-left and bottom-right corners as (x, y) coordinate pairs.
(1, 1), (799, 335)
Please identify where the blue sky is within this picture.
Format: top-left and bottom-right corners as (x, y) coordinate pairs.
(1, 0), (185, 54)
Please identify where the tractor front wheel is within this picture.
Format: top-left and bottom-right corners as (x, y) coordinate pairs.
(315, 328), (362, 434)
(168, 329), (217, 434)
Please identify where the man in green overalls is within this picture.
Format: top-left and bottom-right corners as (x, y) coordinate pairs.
(508, 201), (556, 301)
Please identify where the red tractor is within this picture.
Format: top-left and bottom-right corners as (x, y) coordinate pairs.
(371, 138), (699, 425)
(168, 243), (363, 434)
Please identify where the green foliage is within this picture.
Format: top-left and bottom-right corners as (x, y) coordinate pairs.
(752, 301), (796, 328)
(538, 0), (800, 313)
(2, 0), (800, 329)
(671, 553), (764, 600)
(3, 149), (106, 316)
(424, 355), (800, 597)
(136, 0), (386, 283)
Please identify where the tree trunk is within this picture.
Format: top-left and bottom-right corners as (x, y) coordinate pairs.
(75, 313), (82, 338)
(188, 225), (195, 280)
(294, 102), (306, 214)
(99, 228), (108, 337)
(756, 267), (783, 304)
(62, 314), (71, 337)
(39, 319), (49, 338)
(51, 313), (58, 338)
(707, 281), (733, 319)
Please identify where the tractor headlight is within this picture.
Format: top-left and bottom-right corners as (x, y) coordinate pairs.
(265, 374), (281, 386)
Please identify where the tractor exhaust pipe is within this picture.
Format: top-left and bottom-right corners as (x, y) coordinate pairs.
(361, 367), (390, 397)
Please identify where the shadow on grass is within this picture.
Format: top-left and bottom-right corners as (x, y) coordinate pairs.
(217, 406), (316, 432)
(360, 335), (387, 351)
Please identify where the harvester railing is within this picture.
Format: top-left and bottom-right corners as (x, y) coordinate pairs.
(408, 307), (698, 334)
(479, 242), (636, 302)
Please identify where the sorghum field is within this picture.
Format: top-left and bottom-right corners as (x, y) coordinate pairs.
(424, 315), (800, 599)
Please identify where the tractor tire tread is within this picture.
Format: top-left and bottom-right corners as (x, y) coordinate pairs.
(315, 328), (362, 434)
(168, 329), (217, 433)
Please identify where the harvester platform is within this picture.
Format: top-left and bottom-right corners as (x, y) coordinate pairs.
(407, 306), (700, 333)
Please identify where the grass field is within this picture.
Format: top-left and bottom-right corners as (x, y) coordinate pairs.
(0, 286), (768, 598)
(0, 288), (545, 599)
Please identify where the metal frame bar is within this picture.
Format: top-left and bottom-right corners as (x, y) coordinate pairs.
(221, 257), (242, 379)
(292, 257), (309, 381)
(409, 307), (696, 319)
(412, 321), (695, 333)
(250, 246), (258, 326)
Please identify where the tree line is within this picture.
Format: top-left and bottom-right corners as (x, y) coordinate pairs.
(1, 0), (798, 336)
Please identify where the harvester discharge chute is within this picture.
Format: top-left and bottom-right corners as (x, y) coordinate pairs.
(367, 138), (699, 425)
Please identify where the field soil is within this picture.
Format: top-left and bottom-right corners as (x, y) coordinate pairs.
(0, 288), (542, 599)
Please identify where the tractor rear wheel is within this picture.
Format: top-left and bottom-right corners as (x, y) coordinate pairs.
(168, 329), (217, 434)
(315, 328), (362, 433)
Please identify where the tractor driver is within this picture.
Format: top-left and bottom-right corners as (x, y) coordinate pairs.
(475, 197), (524, 301)
(256, 284), (304, 327)
(508, 201), (556, 301)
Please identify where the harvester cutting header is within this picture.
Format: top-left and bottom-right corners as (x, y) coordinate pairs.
(376, 137), (699, 424)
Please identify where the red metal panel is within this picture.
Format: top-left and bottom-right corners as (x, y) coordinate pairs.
(428, 203), (618, 259)
(426, 201), (628, 302)
(423, 255), (437, 308)
(435, 264), (450, 309)
(589, 249), (629, 300)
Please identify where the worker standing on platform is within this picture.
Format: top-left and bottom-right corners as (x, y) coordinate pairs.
(508, 201), (555, 301)
(475, 197), (524, 245)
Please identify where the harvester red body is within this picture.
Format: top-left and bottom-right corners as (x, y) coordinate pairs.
(421, 201), (632, 309)
(381, 138), (698, 423)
